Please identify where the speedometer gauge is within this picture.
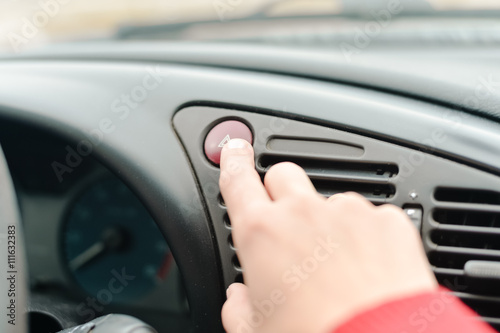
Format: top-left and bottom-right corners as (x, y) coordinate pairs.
(62, 177), (172, 303)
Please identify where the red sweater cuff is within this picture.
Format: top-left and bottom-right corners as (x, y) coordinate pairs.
(333, 287), (496, 333)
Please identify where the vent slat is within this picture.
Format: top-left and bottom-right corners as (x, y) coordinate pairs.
(433, 268), (469, 293)
(482, 318), (500, 333)
(311, 179), (395, 200)
(454, 292), (500, 304)
(435, 224), (500, 236)
(433, 246), (500, 257)
(432, 229), (500, 251)
(257, 154), (397, 200)
(257, 154), (398, 180)
(482, 317), (500, 325)
(299, 171), (391, 184)
(433, 209), (500, 228)
(455, 292), (500, 320)
(429, 248), (500, 270)
(434, 203), (500, 214)
(433, 267), (465, 276)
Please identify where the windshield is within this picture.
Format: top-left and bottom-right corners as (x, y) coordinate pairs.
(1, 0), (499, 53)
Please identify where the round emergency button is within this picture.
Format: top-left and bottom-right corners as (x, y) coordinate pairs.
(204, 120), (253, 165)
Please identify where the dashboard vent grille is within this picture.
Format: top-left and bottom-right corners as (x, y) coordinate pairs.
(429, 187), (500, 331)
(225, 152), (399, 284)
(257, 154), (397, 202)
(224, 213), (244, 283)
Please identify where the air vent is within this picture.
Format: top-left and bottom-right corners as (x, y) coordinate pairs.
(429, 187), (500, 331)
(435, 187), (500, 205)
(257, 153), (397, 202)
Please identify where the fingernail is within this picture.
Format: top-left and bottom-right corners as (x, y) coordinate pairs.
(226, 139), (247, 149)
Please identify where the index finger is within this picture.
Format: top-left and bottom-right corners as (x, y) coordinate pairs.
(219, 139), (271, 221)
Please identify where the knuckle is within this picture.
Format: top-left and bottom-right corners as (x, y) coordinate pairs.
(377, 204), (406, 219)
(334, 194), (372, 212)
(291, 191), (316, 204)
(343, 192), (372, 205)
(279, 194), (322, 218)
(376, 204), (414, 229)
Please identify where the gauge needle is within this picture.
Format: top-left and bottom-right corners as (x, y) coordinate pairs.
(69, 227), (129, 272)
(69, 241), (106, 271)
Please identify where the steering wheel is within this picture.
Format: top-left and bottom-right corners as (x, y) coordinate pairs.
(0, 143), (27, 333)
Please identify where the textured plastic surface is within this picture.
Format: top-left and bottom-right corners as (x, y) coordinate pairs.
(2, 49), (500, 175)
(5, 42), (500, 122)
(174, 106), (500, 308)
(0, 48), (500, 331)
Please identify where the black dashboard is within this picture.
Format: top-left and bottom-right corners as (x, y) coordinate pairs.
(1, 41), (500, 333)
(0, 122), (190, 332)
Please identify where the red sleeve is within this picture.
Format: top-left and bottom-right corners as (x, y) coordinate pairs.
(333, 287), (496, 333)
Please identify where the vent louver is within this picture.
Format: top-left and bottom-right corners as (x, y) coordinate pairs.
(430, 187), (500, 330)
(257, 153), (398, 203)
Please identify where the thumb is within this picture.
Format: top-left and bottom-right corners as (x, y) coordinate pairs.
(222, 283), (254, 333)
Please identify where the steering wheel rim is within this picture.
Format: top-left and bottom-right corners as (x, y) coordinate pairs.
(0, 143), (27, 333)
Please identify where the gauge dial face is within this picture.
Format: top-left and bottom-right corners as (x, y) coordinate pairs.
(62, 178), (172, 303)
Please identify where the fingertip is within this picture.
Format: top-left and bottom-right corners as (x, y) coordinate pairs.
(226, 284), (235, 298)
(222, 283), (253, 333)
(264, 162), (317, 200)
(221, 139), (253, 159)
(219, 139), (270, 220)
(219, 139), (255, 176)
(329, 192), (372, 205)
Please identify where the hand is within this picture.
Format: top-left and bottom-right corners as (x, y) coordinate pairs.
(219, 139), (437, 333)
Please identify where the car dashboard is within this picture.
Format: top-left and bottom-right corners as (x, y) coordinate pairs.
(1, 41), (500, 333)
(0, 122), (190, 332)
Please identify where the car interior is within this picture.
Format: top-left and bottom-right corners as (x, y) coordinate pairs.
(1, 0), (500, 332)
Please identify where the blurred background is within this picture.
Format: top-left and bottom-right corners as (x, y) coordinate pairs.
(1, 0), (500, 53)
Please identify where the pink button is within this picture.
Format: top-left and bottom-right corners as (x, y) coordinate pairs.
(204, 120), (253, 165)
